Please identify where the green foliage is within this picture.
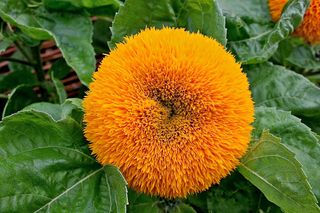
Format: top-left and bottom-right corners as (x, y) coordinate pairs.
(239, 130), (320, 213)
(253, 107), (320, 201)
(2, 85), (41, 118)
(187, 171), (281, 213)
(0, 0), (96, 86)
(49, 59), (70, 104)
(0, 110), (127, 212)
(1, 0), (320, 212)
(246, 62), (320, 117)
(109, 0), (227, 49)
(272, 38), (320, 71)
(43, 0), (121, 11)
(222, 0), (310, 64)
(23, 98), (83, 123)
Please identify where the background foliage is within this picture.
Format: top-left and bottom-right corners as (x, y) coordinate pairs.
(0, 0), (320, 212)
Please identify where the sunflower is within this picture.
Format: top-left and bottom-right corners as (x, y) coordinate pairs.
(83, 28), (254, 198)
(268, 0), (320, 44)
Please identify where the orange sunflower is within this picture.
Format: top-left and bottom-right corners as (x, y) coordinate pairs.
(84, 28), (254, 198)
(268, 0), (320, 44)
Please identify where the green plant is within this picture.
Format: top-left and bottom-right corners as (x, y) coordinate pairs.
(0, 0), (320, 212)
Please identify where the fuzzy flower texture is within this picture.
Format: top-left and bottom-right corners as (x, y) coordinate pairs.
(269, 0), (320, 44)
(84, 28), (254, 198)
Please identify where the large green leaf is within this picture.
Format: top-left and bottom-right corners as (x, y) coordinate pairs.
(0, 0), (95, 86)
(239, 130), (320, 213)
(109, 0), (179, 49)
(246, 62), (320, 117)
(109, 0), (226, 49)
(0, 111), (127, 212)
(2, 85), (41, 118)
(228, 0), (310, 64)
(253, 107), (320, 202)
(176, 0), (227, 46)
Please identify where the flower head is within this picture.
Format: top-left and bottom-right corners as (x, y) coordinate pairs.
(268, 0), (320, 44)
(84, 28), (254, 198)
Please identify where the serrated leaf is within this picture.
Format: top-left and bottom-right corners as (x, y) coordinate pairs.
(109, 0), (226, 49)
(0, 111), (127, 212)
(253, 107), (320, 202)
(246, 62), (320, 117)
(239, 130), (320, 213)
(228, 0), (310, 64)
(2, 85), (41, 118)
(0, 0), (96, 86)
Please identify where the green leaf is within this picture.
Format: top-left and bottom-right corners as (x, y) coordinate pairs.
(253, 107), (320, 202)
(8, 50), (33, 73)
(0, 70), (37, 93)
(104, 165), (128, 213)
(43, 0), (121, 11)
(217, 0), (271, 23)
(172, 203), (196, 213)
(0, 36), (12, 52)
(228, 0), (310, 64)
(0, 0), (96, 86)
(272, 38), (320, 71)
(187, 171), (281, 213)
(2, 85), (41, 118)
(109, 0), (178, 49)
(23, 98), (83, 124)
(128, 190), (162, 213)
(93, 19), (112, 54)
(109, 0), (227, 49)
(246, 62), (320, 117)
(239, 130), (320, 213)
(50, 60), (69, 104)
(0, 111), (127, 212)
(176, 0), (227, 46)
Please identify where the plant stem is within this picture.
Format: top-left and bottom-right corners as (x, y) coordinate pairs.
(31, 46), (45, 81)
(31, 45), (48, 99)
(7, 23), (33, 62)
(13, 40), (34, 62)
(0, 57), (35, 66)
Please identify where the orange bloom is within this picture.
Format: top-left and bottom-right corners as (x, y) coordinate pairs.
(268, 0), (320, 43)
(84, 28), (254, 198)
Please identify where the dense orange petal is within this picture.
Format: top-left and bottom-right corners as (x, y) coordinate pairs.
(83, 28), (254, 198)
(269, 0), (320, 44)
